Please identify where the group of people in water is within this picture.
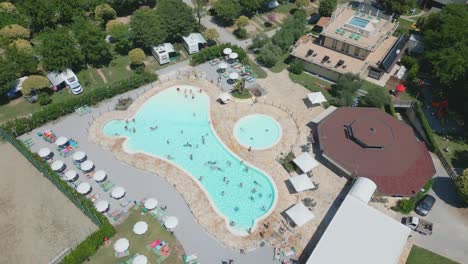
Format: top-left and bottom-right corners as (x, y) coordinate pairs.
(176, 86), (203, 99)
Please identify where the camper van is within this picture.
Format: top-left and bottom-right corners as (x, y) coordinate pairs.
(6, 77), (28, 99)
(182, 33), (207, 55)
(47, 69), (83, 95)
(151, 43), (176, 65)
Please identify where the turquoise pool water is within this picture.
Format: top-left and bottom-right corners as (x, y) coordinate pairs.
(349, 17), (370, 28)
(103, 86), (276, 231)
(234, 114), (281, 150)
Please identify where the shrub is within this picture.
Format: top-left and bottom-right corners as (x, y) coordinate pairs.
(22, 75), (50, 96)
(95, 4), (116, 22)
(414, 102), (438, 152)
(204, 28), (219, 41)
(279, 152), (298, 172)
(38, 92), (51, 105)
(1, 72), (157, 136)
(257, 43), (282, 67)
(190, 43), (247, 65)
(10, 39), (33, 54)
(0, 2), (17, 13)
(128, 48), (145, 66)
(264, 21), (273, 28)
(235, 15), (249, 29)
(407, 61), (420, 81)
(289, 60), (304, 74)
(233, 28), (247, 39)
(249, 33), (269, 50)
(394, 198), (414, 214)
(455, 169), (468, 204)
(391, 179), (433, 214)
(105, 19), (123, 32)
(0, 24), (30, 40)
(360, 87), (390, 108)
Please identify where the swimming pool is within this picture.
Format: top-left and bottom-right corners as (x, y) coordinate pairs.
(103, 86), (276, 233)
(234, 114), (281, 150)
(349, 16), (370, 28)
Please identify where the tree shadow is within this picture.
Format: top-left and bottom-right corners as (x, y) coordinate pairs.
(431, 176), (467, 208)
(452, 150), (468, 169)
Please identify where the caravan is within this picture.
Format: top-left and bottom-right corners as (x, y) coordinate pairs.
(47, 69), (83, 95)
(151, 43), (176, 65)
(182, 33), (207, 55)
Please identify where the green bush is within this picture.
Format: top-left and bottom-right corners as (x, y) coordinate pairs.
(233, 28), (247, 39)
(455, 169), (468, 204)
(128, 48), (145, 66)
(392, 179), (433, 214)
(279, 152), (298, 173)
(190, 43), (247, 65)
(38, 92), (51, 106)
(289, 59), (304, 74)
(1, 72), (157, 136)
(414, 102), (438, 152)
(264, 21), (273, 27)
(385, 102), (398, 117)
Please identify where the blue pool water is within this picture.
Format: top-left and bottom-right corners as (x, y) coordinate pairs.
(349, 16), (370, 28)
(234, 114), (281, 150)
(103, 86), (276, 231)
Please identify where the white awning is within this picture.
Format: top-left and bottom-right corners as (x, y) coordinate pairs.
(144, 198), (158, 210)
(229, 52), (238, 59)
(307, 92), (327, 105)
(219, 62), (228, 69)
(64, 170), (78, 182)
(349, 177), (377, 204)
(164, 216), (179, 229)
(286, 203), (315, 227)
(223, 48), (232, 55)
(51, 160), (65, 172)
(293, 153), (319, 173)
(133, 221), (149, 235)
(114, 238), (129, 252)
(93, 170), (107, 182)
(80, 160), (94, 172)
(132, 255), (148, 264)
(111, 186), (126, 199)
(229, 72), (239, 80)
(218, 92), (231, 103)
(290, 174), (316, 193)
(38, 148), (51, 158)
(76, 182), (91, 194)
(55, 136), (68, 146)
(95, 200), (109, 213)
(73, 151), (86, 162)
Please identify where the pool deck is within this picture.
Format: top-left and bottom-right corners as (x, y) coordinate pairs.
(89, 72), (347, 255)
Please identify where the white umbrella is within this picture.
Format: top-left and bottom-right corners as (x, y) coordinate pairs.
(93, 170), (107, 182)
(38, 148), (51, 158)
(133, 221), (149, 235)
(111, 186), (126, 199)
(144, 198), (158, 210)
(76, 182), (91, 194)
(73, 151), (86, 163)
(223, 48), (232, 55)
(64, 170), (78, 182)
(95, 200), (110, 213)
(132, 255), (148, 264)
(164, 216), (179, 229)
(114, 238), (130, 253)
(229, 52), (238, 59)
(218, 62), (228, 69)
(51, 160), (65, 172)
(229, 72), (239, 80)
(80, 160), (94, 172)
(55, 136), (68, 146)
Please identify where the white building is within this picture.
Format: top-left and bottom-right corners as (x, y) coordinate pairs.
(46, 69), (83, 95)
(306, 177), (411, 264)
(182, 33), (207, 55)
(151, 43), (176, 65)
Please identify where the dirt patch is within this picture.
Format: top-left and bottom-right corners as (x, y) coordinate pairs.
(0, 142), (97, 264)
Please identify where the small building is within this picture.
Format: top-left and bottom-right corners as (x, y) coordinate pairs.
(182, 33), (207, 55)
(151, 43), (176, 65)
(47, 69), (83, 95)
(407, 34), (424, 54)
(312, 17), (330, 33)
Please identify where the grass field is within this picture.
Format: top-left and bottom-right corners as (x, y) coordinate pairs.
(434, 133), (468, 169)
(247, 57), (268, 78)
(90, 207), (185, 264)
(289, 72), (334, 101)
(406, 245), (459, 264)
(270, 53), (291, 73)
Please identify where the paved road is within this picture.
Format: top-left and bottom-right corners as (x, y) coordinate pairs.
(413, 154), (468, 264)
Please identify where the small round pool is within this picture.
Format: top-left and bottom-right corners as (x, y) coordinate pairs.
(234, 114), (281, 150)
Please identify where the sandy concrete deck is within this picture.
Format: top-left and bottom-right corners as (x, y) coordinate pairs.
(89, 71), (346, 255)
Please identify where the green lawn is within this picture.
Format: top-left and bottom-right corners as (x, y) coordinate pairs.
(395, 18), (414, 36)
(247, 57), (268, 78)
(289, 72), (334, 101)
(406, 245), (459, 264)
(434, 133), (468, 169)
(275, 3), (296, 13)
(90, 207), (185, 264)
(270, 53), (292, 73)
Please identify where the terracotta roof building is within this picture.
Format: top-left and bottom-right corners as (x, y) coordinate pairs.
(317, 107), (435, 196)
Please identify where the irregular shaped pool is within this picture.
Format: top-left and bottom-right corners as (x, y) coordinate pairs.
(103, 86), (276, 232)
(234, 114), (281, 150)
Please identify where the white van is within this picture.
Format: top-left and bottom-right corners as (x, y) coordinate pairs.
(47, 69), (83, 95)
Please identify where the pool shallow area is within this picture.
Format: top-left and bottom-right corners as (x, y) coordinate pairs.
(234, 114), (281, 150)
(103, 86), (276, 232)
(349, 16), (370, 28)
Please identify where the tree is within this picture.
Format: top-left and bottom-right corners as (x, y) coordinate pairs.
(130, 9), (167, 48)
(235, 15), (249, 29)
(383, 0), (415, 16)
(128, 48), (145, 65)
(0, 57), (19, 98)
(360, 87), (389, 108)
(289, 59), (304, 74)
(257, 42), (282, 67)
(239, 0), (268, 13)
(0, 24), (30, 40)
(19, 0), (58, 32)
(39, 29), (84, 71)
(21, 75), (50, 96)
(55, 0), (83, 25)
(10, 39), (33, 55)
(295, 0), (309, 9)
(205, 28), (220, 41)
(193, 0), (207, 30)
(331, 73), (361, 106)
(73, 19), (112, 67)
(272, 9), (307, 51)
(106, 19), (123, 32)
(95, 3), (116, 23)
(214, 0), (242, 25)
(250, 33), (269, 49)
(109, 23), (133, 54)
(455, 169), (468, 204)
(6, 45), (37, 76)
(0, 2), (17, 13)
(319, 0), (337, 17)
(155, 0), (197, 42)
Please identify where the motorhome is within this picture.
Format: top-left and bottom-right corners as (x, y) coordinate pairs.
(47, 69), (83, 95)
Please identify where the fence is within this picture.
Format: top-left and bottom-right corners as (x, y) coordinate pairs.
(435, 149), (459, 180)
(0, 128), (102, 226)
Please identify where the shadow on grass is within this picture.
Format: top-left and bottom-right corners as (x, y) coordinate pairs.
(431, 176), (467, 208)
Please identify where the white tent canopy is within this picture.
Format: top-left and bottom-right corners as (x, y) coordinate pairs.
(223, 48), (232, 55)
(293, 153), (319, 173)
(229, 72), (239, 80)
(114, 238), (130, 252)
(229, 52), (238, 59)
(349, 177), (377, 204)
(164, 216), (179, 229)
(144, 198), (158, 210)
(290, 174), (316, 193)
(307, 92), (327, 105)
(73, 151), (86, 162)
(51, 160), (65, 172)
(218, 62), (228, 69)
(80, 160), (94, 172)
(64, 170), (78, 182)
(55, 136), (68, 146)
(111, 186), (126, 199)
(132, 255), (148, 264)
(133, 221), (149, 235)
(218, 92), (231, 104)
(93, 170), (107, 182)
(95, 200), (109, 213)
(38, 148), (51, 158)
(76, 182), (91, 194)
(286, 203), (315, 227)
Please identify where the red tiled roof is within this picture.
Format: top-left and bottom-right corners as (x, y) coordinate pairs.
(318, 107), (435, 196)
(316, 17), (330, 28)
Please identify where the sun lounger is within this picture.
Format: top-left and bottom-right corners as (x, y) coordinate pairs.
(103, 181), (116, 192)
(119, 198), (131, 207)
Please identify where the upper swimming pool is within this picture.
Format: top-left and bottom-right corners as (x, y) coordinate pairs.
(103, 86), (276, 232)
(234, 114), (281, 150)
(349, 16), (370, 28)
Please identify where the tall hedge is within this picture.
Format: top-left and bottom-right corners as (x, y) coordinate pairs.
(414, 102), (438, 152)
(190, 43), (247, 65)
(1, 72), (157, 136)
